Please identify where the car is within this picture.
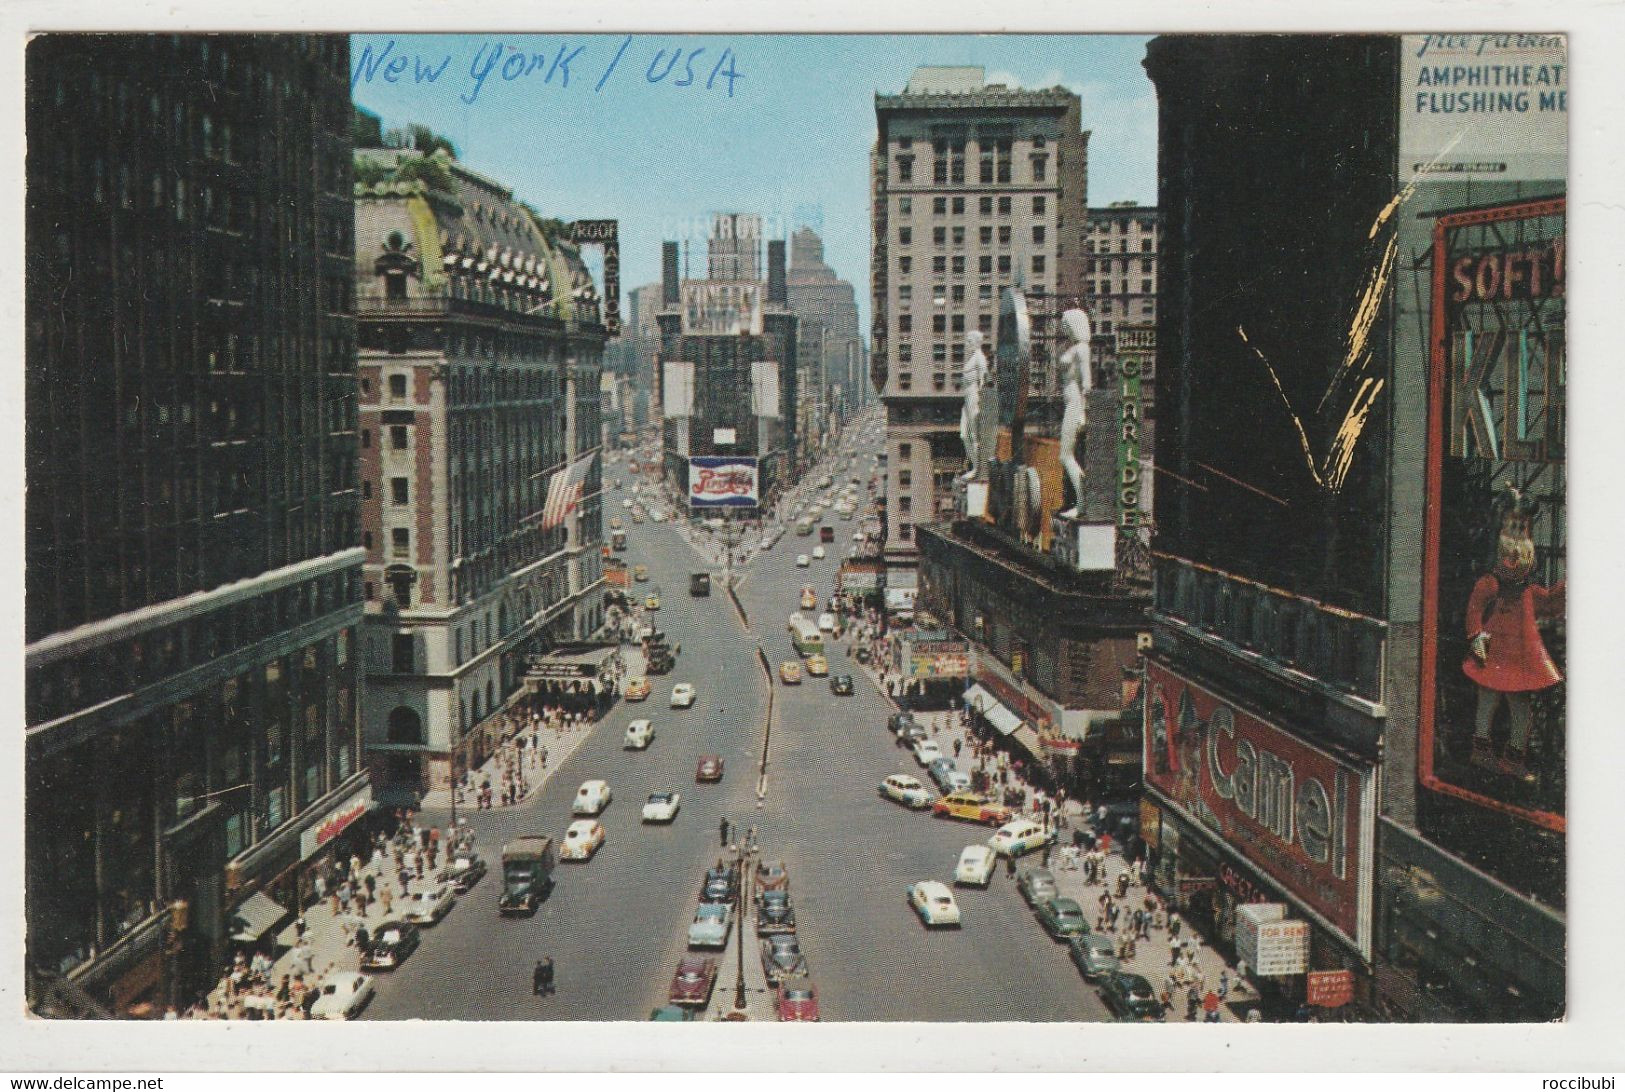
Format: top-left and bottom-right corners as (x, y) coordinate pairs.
(795, 554), (810, 568)
(755, 859), (789, 893)
(624, 677), (651, 702)
(777, 983), (820, 1022)
(887, 712), (917, 735)
(687, 901), (732, 949)
(759, 934), (809, 986)
(907, 880), (963, 928)
(702, 864), (740, 903)
(1017, 868), (1060, 908)
(1036, 897), (1090, 940)
(642, 791), (681, 823)
(755, 889), (797, 935)
(954, 844), (997, 888)
(572, 779), (612, 816)
(829, 674), (854, 696)
(669, 957), (718, 1008)
(853, 531), (865, 542)
(360, 920), (421, 970)
(799, 587), (818, 610)
(988, 819), (1055, 858)
(622, 498), (635, 509)
(854, 646), (872, 664)
(803, 654), (828, 677)
(896, 723), (931, 749)
(811, 546), (826, 560)
(817, 612), (836, 632)
(645, 594), (661, 610)
(399, 883), (456, 925)
(696, 754), (724, 783)
(649, 1004), (695, 1021)
(609, 516), (623, 530)
(912, 738), (944, 767)
(633, 564), (648, 581)
(308, 971), (375, 1020)
(442, 853), (487, 894)
(927, 757), (970, 794)
(1068, 933), (1122, 983)
(879, 774), (934, 809)
(1099, 971), (1163, 1021)
(560, 819), (606, 861)
(624, 718), (655, 749)
(932, 792), (1015, 826)
(779, 660), (803, 685)
(670, 683), (696, 708)
(759, 538), (774, 552)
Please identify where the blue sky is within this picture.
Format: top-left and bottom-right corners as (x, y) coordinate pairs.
(350, 33), (1157, 330)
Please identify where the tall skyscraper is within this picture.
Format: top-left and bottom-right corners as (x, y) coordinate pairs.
(24, 34), (364, 1016)
(871, 66), (1089, 575)
(787, 227), (866, 446)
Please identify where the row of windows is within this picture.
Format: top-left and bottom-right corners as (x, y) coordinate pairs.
(893, 150), (1050, 186)
(1086, 217), (1159, 234)
(898, 194), (1049, 219)
(1089, 279), (1157, 295)
(1088, 238), (1156, 254)
(1091, 257), (1157, 274)
(894, 253), (1057, 279)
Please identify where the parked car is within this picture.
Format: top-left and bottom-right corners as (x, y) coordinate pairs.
(668, 957), (718, 1008)
(670, 683), (696, 708)
(572, 779), (612, 816)
(642, 791), (681, 823)
(777, 984), (820, 1022)
(687, 902), (732, 949)
(560, 819), (606, 861)
(624, 719), (655, 750)
(759, 935), (809, 986)
(1017, 868), (1060, 908)
(1068, 933), (1122, 983)
(1099, 971), (1163, 1021)
(399, 883), (457, 925)
(308, 971), (375, 1020)
(879, 774), (934, 810)
(927, 757), (971, 794)
(696, 755), (724, 783)
(954, 844), (997, 888)
(829, 674), (854, 696)
(443, 853), (487, 894)
(624, 677), (651, 702)
(803, 654), (829, 677)
(645, 594), (661, 610)
(702, 863), (740, 903)
(933, 792), (1014, 826)
(649, 1004), (695, 1021)
(906, 880), (962, 928)
(755, 889), (797, 935)
(887, 712), (917, 735)
(896, 723), (931, 749)
(988, 819), (1055, 858)
(1035, 897), (1090, 941)
(912, 738), (944, 767)
(755, 859), (789, 893)
(360, 920), (421, 971)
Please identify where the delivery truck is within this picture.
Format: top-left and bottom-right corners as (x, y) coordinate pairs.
(499, 836), (557, 916)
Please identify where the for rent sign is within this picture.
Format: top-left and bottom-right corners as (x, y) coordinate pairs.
(1144, 663), (1375, 957)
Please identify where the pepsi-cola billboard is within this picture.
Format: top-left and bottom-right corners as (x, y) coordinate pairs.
(688, 456), (759, 508)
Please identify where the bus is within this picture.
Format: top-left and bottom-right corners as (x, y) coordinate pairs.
(789, 617), (824, 657)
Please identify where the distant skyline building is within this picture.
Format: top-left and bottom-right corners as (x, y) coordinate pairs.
(707, 212), (764, 282)
(787, 226), (867, 458)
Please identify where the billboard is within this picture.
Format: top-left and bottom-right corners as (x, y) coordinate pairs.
(1418, 198), (1566, 833)
(688, 456), (759, 508)
(681, 280), (763, 336)
(662, 360), (695, 419)
(750, 360), (782, 419)
(1144, 663), (1375, 956)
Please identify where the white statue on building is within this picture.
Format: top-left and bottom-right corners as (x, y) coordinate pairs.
(958, 330), (995, 483)
(1058, 308), (1093, 516)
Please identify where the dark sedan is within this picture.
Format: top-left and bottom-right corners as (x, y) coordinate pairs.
(887, 712), (917, 735)
(702, 863), (740, 903)
(444, 853), (488, 895)
(755, 889), (797, 935)
(696, 755), (724, 783)
(1100, 971), (1163, 1021)
(1035, 897), (1090, 941)
(829, 675), (854, 696)
(896, 723), (930, 749)
(1017, 868), (1059, 908)
(759, 935), (808, 987)
(668, 957), (718, 1008)
(360, 920), (420, 971)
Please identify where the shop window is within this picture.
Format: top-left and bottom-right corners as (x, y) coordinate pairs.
(387, 706), (423, 745)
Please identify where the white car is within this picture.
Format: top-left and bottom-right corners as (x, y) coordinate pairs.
(907, 880), (963, 928)
(572, 779), (612, 815)
(811, 546), (826, 560)
(853, 532), (864, 542)
(759, 537), (774, 551)
(795, 554), (810, 568)
(912, 739), (944, 767)
(879, 773), (934, 810)
(817, 613), (837, 632)
(624, 719), (655, 750)
(308, 971), (375, 1020)
(954, 845), (997, 888)
(670, 683), (696, 709)
(988, 819), (1054, 858)
(642, 791), (681, 823)
(560, 818), (606, 861)
(399, 883), (456, 925)
(621, 498), (634, 509)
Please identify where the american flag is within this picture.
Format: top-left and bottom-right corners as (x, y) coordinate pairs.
(541, 452), (597, 531)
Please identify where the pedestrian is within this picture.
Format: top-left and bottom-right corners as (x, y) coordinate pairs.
(533, 957), (554, 996)
(1169, 913), (1182, 939)
(720, 817), (730, 849)
(1186, 988), (1201, 1022)
(1246, 1008), (1263, 1023)
(364, 875), (376, 899)
(953, 738), (962, 759)
(380, 887), (393, 915)
(294, 915), (308, 942)
(356, 925), (371, 952)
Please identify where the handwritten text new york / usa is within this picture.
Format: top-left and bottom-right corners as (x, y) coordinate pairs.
(352, 37), (744, 105)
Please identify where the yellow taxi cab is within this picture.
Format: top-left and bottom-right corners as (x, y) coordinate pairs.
(803, 654), (829, 677)
(799, 587), (818, 611)
(645, 594), (661, 611)
(778, 661), (803, 685)
(633, 565), (649, 582)
(625, 677), (652, 702)
(930, 791), (1014, 826)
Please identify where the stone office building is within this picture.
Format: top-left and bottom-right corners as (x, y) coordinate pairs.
(24, 34), (365, 1016)
(353, 139), (609, 802)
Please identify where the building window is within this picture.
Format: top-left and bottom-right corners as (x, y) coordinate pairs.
(391, 528), (410, 559)
(895, 156), (913, 182)
(1032, 255), (1046, 274)
(898, 197), (912, 216)
(1142, 238), (1154, 252)
(950, 314), (965, 333)
(389, 373), (407, 400)
(933, 343), (947, 363)
(897, 315), (912, 334)
(933, 197), (946, 216)
(899, 443), (912, 459)
(979, 196), (993, 216)
(1032, 225), (1046, 245)
(387, 706), (423, 744)
(951, 255), (965, 275)
(932, 227), (946, 247)
(932, 374), (946, 392)
(932, 255), (946, 274)
(900, 523), (913, 541)
(390, 425), (408, 449)
(998, 226), (1012, 246)
(998, 196), (1011, 216)
(951, 197), (964, 215)
(898, 284), (912, 306)
(951, 342), (965, 363)
(951, 285), (965, 304)
(980, 226), (993, 246)
(932, 314), (946, 335)
(899, 469), (912, 487)
(1033, 195), (1046, 215)
(1031, 156), (1047, 181)
(391, 477), (409, 505)
(998, 255), (1011, 274)
(899, 256), (912, 275)
(1141, 279), (1153, 293)
(392, 633), (414, 673)
(898, 227), (912, 246)
(951, 226), (964, 247)
(979, 284), (993, 302)
(979, 255), (992, 275)
(897, 343), (912, 362)
(979, 313), (992, 332)
(898, 373), (912, 391)
(361, 429), (371, 448)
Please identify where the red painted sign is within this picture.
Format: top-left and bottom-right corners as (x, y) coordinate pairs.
(1143, 663), (1371, 953)
(1307, 969), (1355, 1008)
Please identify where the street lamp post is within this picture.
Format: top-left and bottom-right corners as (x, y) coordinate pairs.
(733, 842), (751, 1013)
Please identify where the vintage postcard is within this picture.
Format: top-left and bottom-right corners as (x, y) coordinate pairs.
(10, 17), (1605, 1071)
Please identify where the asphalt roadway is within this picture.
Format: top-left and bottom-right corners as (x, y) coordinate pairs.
(364, 442), (1110, 1022)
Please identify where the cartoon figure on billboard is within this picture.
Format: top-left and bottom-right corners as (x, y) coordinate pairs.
(1463, 485), (1565, 780)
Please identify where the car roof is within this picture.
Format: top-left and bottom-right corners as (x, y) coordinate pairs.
(628, 718), (651, 728)
(915, 880), (951, 896)
(568, 818), (598, 831)
(579, 779), (607, 791)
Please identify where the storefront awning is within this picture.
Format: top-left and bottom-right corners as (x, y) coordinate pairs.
(1011, 725), (1046, 762)
(964, 684), (1025, 737)
(229, 891), (289, 944)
